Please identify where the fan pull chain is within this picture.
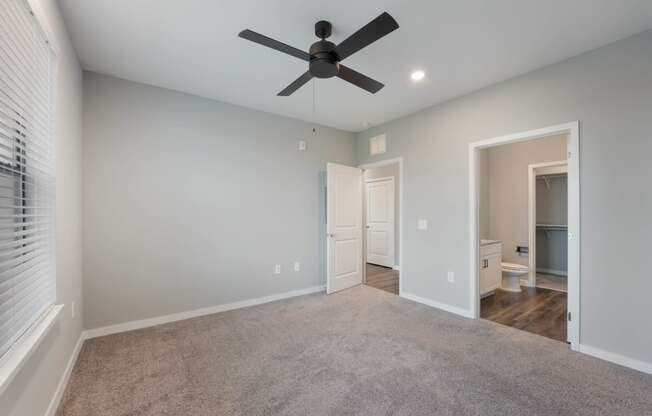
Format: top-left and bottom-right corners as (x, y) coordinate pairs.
(312, 79), (316, 133)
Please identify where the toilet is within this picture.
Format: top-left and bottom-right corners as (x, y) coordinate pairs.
(501, 262), (529, 292)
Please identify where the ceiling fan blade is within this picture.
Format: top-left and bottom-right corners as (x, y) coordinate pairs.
(239, 29), (310, 61)
(337, 65), (384, 94)
(278, 72), (313, 96)
(332, 12), (399, 61)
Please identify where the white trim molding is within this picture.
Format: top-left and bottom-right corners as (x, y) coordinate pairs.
(359, 157), (404, 296)
(44, 286), (326, 414)
(578, 344), (652, 375)
(535, 268), (568, 277)
(0, 305), (63, 396)
(45, 332), (85, 416)
(468, 121), (580, 350)
(401, 292), (473, 319)
(84, 286), (325, 339)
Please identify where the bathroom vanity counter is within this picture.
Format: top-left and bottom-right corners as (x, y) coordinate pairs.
(480, 240), (502, 297)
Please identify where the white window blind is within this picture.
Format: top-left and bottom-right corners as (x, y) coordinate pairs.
(0, 0), (56, 361)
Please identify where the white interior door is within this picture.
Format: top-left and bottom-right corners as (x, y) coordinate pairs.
(326, 163), (363, 294)
(365, 178), (395, 267)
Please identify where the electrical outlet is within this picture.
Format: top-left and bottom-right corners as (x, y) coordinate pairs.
(447, 271), (455, 283)
(294, 261), (301, 272)
(418, 219), (428, 230)
(71, 301), (75, 319)
(274, 264), (281, 274)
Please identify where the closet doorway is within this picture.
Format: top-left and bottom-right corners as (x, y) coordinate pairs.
(528, 161), (568, 292)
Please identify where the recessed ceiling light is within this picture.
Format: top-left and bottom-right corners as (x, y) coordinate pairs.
(411, 70), (425, 81)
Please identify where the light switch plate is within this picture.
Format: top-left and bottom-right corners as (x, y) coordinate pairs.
(298, 140), (307, 151)
(418, 219), (428, 230)
(447, 271), (455, 283)
(274, 264), (281, 274)
(294, 262), (300, 272)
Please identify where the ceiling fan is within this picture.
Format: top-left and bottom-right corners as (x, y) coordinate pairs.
(238, 12), (399, 96)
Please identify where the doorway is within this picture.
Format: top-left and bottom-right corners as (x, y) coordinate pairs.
(362, 162), (401, 295)
(528, 161), (569, 291)
(469, 122), (580, 350)
(361, 159), (402, 295)
(478, 136), (570, 342)
(325, 158), (403, 296)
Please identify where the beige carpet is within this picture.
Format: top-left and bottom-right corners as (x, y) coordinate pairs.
(57, 286), (652, 416)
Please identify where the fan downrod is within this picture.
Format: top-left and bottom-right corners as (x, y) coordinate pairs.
(310, 21), (338, 78)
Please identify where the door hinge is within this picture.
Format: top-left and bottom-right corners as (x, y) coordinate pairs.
(568, 312), (571, 321)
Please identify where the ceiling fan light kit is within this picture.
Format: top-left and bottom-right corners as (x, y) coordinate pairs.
(239, 12), (399, 96)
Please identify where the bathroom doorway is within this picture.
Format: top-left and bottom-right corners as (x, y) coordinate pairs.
(469, 123), (579, 348)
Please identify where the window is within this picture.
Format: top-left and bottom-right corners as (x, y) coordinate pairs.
(0, 0), (56, 362)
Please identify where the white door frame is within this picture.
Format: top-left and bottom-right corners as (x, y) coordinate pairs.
(365, 176), (396, 268)
(468, 122), (580, 350)
(528, 161), (568, 287)
(359, 157), (404, 296)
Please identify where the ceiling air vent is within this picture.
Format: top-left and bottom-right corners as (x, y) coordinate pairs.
(370, 134), (386, 155)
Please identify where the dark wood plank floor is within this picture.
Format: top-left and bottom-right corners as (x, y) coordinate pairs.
(365, 263), (399, 295)
(481, 286), (567, 343)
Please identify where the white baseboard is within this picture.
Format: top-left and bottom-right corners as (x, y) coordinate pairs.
(402, 294), (651, 375)
(45, 332), (85, 416)
(42, 287), (651, 416)
(392, 265), (400, 271)
(536, 268), (568, 277)
(44, 286), (325, 415)
(578, 344), (652, 375)
(519, 278), (533, 287)
(400, 292), (473, 319)
(84, 285), (326, 339)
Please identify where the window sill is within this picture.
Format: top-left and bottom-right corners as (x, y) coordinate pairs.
(0, 304), (63, 396)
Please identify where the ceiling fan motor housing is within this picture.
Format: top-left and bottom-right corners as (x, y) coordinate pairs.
(309, 40), (339, 78)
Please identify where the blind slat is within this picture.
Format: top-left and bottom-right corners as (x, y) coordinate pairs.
(0, 3), (49, 97)
(0, 0), (55, 362)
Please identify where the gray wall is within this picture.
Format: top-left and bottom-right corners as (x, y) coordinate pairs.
(364, 164), (400, 266)
(484, 135), (567, 265)
(536, 175), (568, 226)
(0, 0), (83, 415)
(82, 72), (355, 329)
(356, 30), (652, 364)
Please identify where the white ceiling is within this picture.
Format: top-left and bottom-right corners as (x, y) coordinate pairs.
(58, 0), (652, 132)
